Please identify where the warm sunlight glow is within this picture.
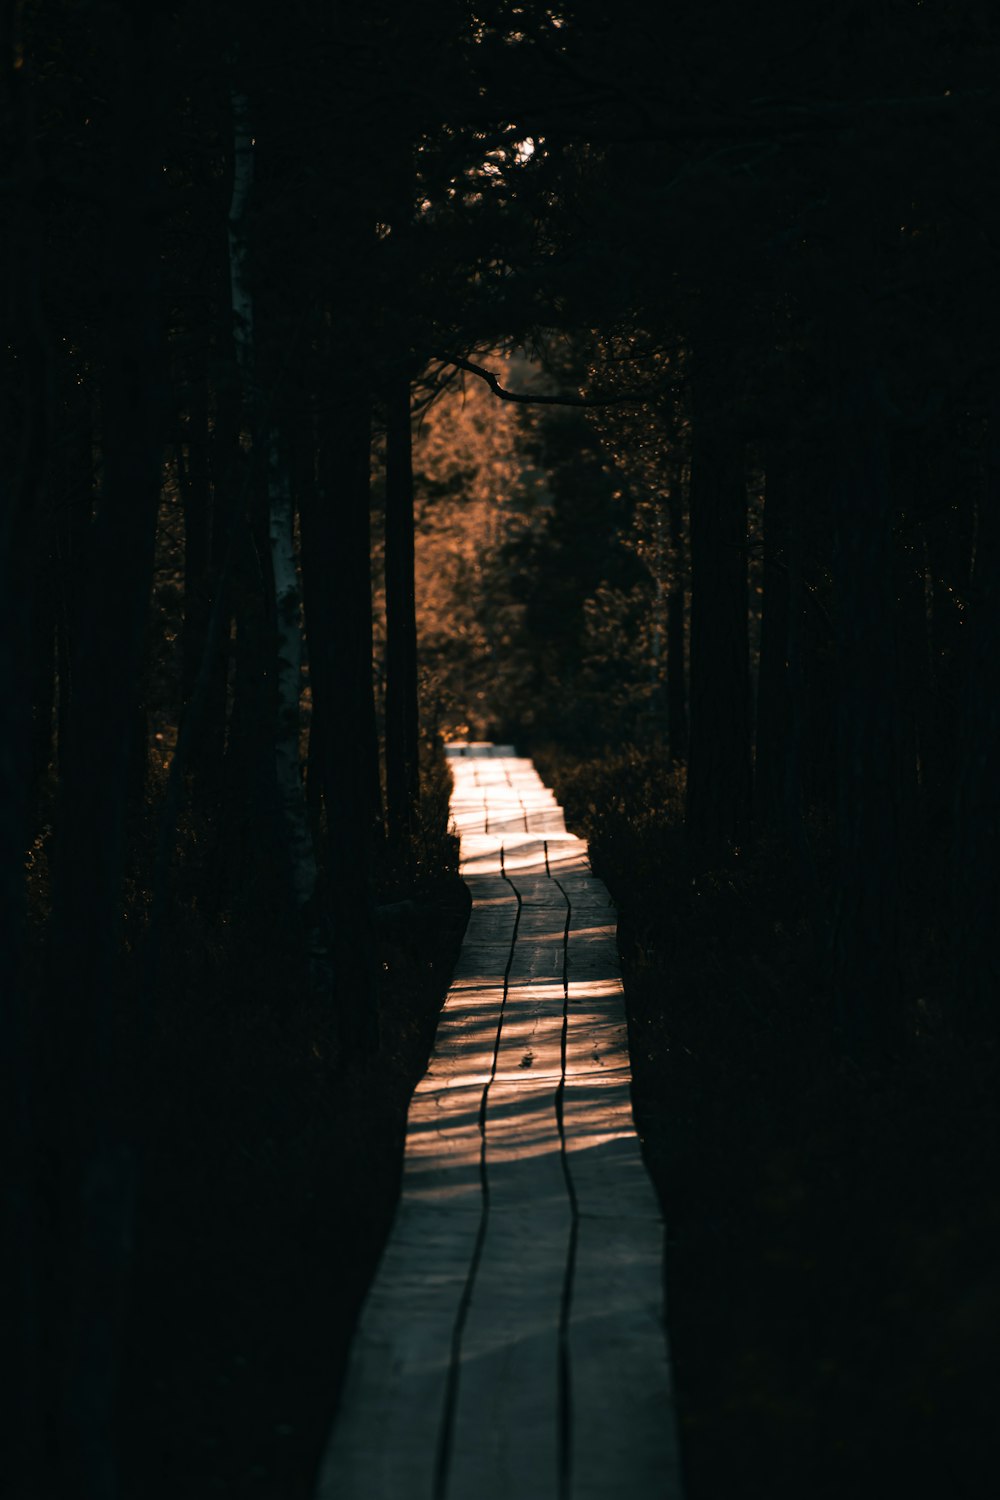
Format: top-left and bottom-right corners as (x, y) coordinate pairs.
(399, 746), (648, 1212)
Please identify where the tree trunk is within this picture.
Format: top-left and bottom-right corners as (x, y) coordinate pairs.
(686, 361), (751, 856)
(783, 459), (810, 840)
(29, 551), (56, 836)
(267, 430), (320, 933)
(179, 383), (212, 708)
(894, 532), (931, 844)
(302, 394), (380, 1051)
(666, 489), (688, 762)
(216, 82), (286, 918)
(384, 373), (420, 849)
(54, 396), (93, 785)
(195, 375), (239, 804)
(0, 20), (47, 1482)
(227, 86), (254, 386)
(0, 481), (42, 1500)
(830, 363), (901, 1058)
(953, 400), (1000, 1029)
(923, 432), (975, 837)
(755, 445), (792, 829)
(48, 13), (167, 1493)
(891, 438), (931, 844)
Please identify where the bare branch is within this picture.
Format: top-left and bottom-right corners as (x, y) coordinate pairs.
(431, 353), (656, 408)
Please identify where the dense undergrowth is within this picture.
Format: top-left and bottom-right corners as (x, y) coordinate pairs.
(27, 737), (469, 1500)
(120, 877), (469, 1500)
(534, 741), (998, 1500)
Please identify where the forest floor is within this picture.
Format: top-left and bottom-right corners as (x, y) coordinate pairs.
(20, 739), (476, 1499)
(119, 870), (470, 1500)
(534, 742), (999, 1500)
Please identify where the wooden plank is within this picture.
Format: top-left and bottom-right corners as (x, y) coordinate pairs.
(437, 849), (570, 1499)
(403, 1083), (485, 1204)
(562, 1084), (683, 1499)
(314, 1195), (479, 1500)
(566, 1204), (682, 1500)
(559, 884), (684, 1498)
(445, 1077), (570, 1500)
(316, 744), (683, 1500)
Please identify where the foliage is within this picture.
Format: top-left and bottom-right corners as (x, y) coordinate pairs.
(412, 346), (668, 746)
(537, 740), (999, 1500)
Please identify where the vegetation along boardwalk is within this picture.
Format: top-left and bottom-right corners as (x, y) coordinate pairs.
(316, 743), (683, 1500)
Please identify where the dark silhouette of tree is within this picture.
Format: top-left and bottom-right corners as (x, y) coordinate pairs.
(384, 372), (421, 847)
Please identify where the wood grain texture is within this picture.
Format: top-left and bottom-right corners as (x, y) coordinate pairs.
(315, 743), (683, 1500)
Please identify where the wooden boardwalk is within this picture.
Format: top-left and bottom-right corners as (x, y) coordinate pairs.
(316, 744), (683, 1500)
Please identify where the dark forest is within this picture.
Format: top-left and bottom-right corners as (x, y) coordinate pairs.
(2, 2), (998, 1497)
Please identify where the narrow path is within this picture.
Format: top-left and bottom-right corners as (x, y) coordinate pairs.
(316, 744), (684, 1500)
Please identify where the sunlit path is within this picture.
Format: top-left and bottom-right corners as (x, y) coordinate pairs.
(315, 744), (684, 1500)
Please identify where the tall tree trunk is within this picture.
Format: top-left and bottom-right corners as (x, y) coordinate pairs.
(891, 438), (930, 845)
(48, 11), (166, 1493)
(217, 82), (284, 917)
(755, 445), (792, 829)
(227, 86), (254, 388)
(302, 394), (380, 1050)
(666, 487), (688, 762)
(29, 545), (56, 836)
(830, 362), (901, 1058)
(783, 460), (811, 841)
(196, 375), (239, 804)
(384, 372), (420, 849)
(295, 430), (326, 820)
(179, 383), (212, 708)
(953, 400), (1000, 1029)
(1, 11), (47, 1480)
(223, 516), (280, 908)
(55, 398), (94, 785)
(686, 356), (751, 856)
(894, 531), (931, 845)
(267, 430), (321, 941)
(923, 430), (975, 837)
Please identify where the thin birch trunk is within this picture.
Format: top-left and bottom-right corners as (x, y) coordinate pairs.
(227, 85), (319, 931)
(268, 437), (318, 917)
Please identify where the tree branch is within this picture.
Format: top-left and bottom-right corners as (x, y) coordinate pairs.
(431, 353), (655, 407)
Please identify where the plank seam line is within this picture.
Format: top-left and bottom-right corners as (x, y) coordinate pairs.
(552, 873), (580, 1500)
(433, 848), (523, 1500)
